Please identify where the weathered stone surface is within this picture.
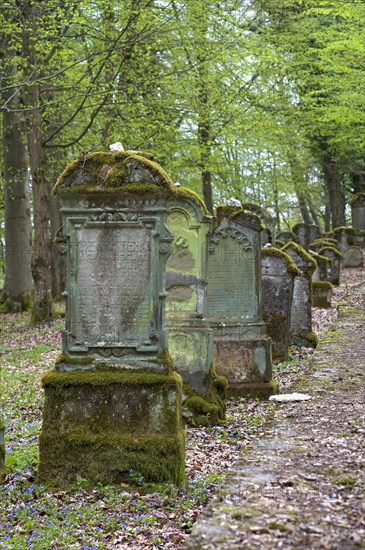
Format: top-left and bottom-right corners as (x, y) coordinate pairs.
(0, 404), (5, 477)
(333, 226), (356, 253)
(282, 242), (317, 348)
(39, 152), (185, 486)
(261, 248), (300, 360)
(207, 207), (274, 397)
(350, 193), (365, 248)
(318, 246), (341, 286)
(309, 223), (321, 244)
(292, 222), (311, 250)
(311, 252), (333, 283)
(276, 230), (296, 245)
(241, 203), (276, 244)
(342, 246), (364, 268)
(312, 281), (332, 308)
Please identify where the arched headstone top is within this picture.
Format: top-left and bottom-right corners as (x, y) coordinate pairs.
(53, 151), (176, 195)
(261, 247), (301, 277)
(240, 202), (275, 232)
(282, 242), (317, 275)
(215, 205), (262, 231)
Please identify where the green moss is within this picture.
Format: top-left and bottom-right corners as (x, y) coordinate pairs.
(55, 353), (93, 366)
(155, 348), (174, 375)
(53, 151), (175, 195)
(282, 242), (317, 272)
(311, 252), (332, 264)
(42, 370), (182, 388)
(312, 281), (332, 289)
(333, 226), (356, 236)
(229, 380), (279, 399)
(174, 187), (210, 215)
(216, 205), (263, 230)
(292, 222), (310, 231)
(318, 246), (342, 258)
(261, 247), (301, 276)
(350, 192), (365, 206)
(38, 431), (185, 487)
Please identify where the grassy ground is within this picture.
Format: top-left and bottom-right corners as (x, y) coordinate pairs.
(0, 310), (281, 549)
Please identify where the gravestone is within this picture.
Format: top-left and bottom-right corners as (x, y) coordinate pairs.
(241, 203), (276, 245)
(311, 252), (333, 283)
(342, 246), (364, 268)
(312, 281), (332, 308)
(276, 230), (297, 245)
(309, 224), (321, 244)
(261, 248), (300, 360)
(166, 192), (227, 426)
(350, 193), (365, 247)
(318, 246), (342, 286)
(292, 222), (311, 251)
(38, 151), (185, 486)
(282, 243), (317, 348)
(333, 226), (356, 253)
(206, 207), (274, 398)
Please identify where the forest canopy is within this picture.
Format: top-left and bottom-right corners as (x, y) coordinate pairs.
(1, 0), (365, 319)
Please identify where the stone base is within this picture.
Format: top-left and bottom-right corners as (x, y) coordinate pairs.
(38, 370), (185, 486)
(213, 333), (273, 397)
(227, 380), (279, 399)
(312, 281), (332, 308)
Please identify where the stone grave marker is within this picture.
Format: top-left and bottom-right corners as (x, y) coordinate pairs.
(309, 224), (321, 244)
(165, 192), (227, 426)
(241, 202), (276, 245)
(276, 230), (297, 245)
(292, 222), (311, 250)
(311, 252), (333, 283)
(318, 246), (342, 286)
(261, 248), (300, 360)
(350, 193), (365, 247)
(282, 242), (317, 348)
(38, 151), (185, 486)
(312, 281), (332, 308)
(342, 246), (364, 268)
(333, 227), (356, 254)
(206, 206), (274, 398)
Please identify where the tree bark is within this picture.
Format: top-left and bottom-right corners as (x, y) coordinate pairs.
(22, 1), (53, 322)
(321, 157), (345, 229)
(1, 35), (33, 311)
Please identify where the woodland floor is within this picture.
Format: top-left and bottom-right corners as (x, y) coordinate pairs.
(0, 257), (364, 549)
(184, 260), (365, 550)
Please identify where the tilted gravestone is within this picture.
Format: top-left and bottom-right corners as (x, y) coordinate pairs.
(292, 222), (311, 251)
(342, 246), (364, 268)
(38, 151), (185, 486)
(261, 248), (300, 361)
(206, 207), (275, 398)
(318, 246), (342, 286)
(165, 192), (227, 426)
(350, 193), (365, 247)
(333, 227), (356, 254)
(282, 242), (318, 348)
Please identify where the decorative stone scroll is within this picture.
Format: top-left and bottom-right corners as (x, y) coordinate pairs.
(38, 151), (185, 486)
(206, 206), (275, 399)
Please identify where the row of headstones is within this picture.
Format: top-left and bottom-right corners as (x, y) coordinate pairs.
(1, 153), (363, 484)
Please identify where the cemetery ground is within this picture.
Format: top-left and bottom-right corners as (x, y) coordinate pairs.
(0, 261), (364, 549)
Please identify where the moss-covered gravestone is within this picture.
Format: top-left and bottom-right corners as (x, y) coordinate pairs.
(276, 230), (297, 245)
(318, 246), (342, 286)
(240, 203), (276, 245)
(166, 193), (227, 425)
(206, 207), (274, 398)
(38, 151), (185, 486)
(309, 224), (321, 244)
(350, 193), (365, 247)
(333, 227), (356, 254)
(342, 246), (364, 268)
(282, 243), (317, 348)
(261, 248), (300, 361)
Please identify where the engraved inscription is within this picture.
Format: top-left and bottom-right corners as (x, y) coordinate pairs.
(207, 235), (257, 319)
(74, 226), (151, 345)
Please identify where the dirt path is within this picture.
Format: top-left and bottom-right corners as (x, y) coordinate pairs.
(183, 274), (365, 549)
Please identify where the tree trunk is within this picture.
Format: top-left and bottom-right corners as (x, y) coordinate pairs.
(1, 36), (33, 311)
(22, 1), (53, 322)
(321, 157), (345, 229)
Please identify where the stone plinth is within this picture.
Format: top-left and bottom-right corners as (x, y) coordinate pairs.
(282, 243), (317, 348)
(261, 248), (300, 361)
(166, 194), (226, 426)
(38, 151), (185, 486)
(206, 207), (274, 398)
